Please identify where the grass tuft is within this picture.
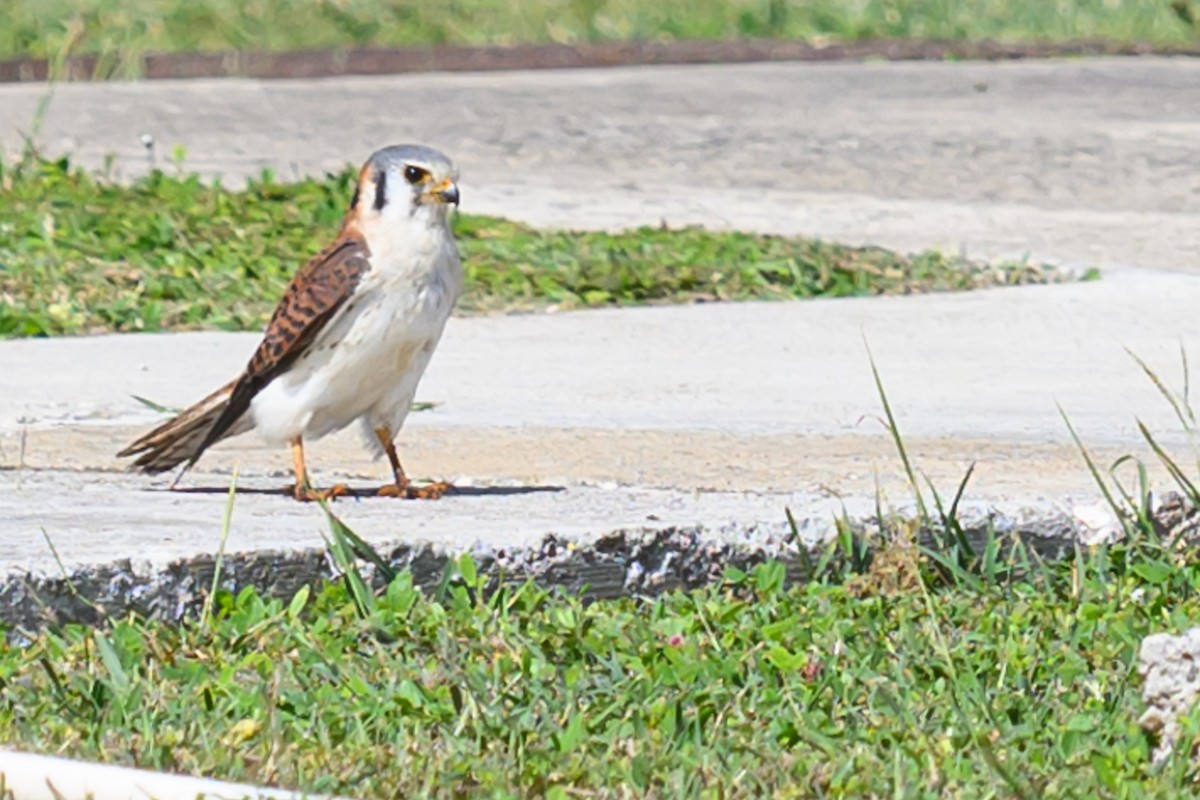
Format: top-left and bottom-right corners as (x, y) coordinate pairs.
(0, 155), (1072, 338)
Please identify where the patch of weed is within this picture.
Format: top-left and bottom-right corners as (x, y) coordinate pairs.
(5, 515), (1200, 797)
(0, 155), (1070, 338)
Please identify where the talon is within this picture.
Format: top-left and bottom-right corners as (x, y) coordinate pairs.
(376, 481), (454, 500)
(412, 481), (453, 500)
(289, 482), (350, 502)
(321, 483), (351, 501)
(371, 430), (452, 500)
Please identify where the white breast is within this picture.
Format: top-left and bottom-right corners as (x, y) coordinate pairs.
(249, 217), (463, 447)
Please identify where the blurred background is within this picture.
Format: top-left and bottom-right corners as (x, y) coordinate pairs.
(2, 0), (1200, 77)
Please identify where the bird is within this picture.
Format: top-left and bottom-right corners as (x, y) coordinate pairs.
(118, 144), (463, 501)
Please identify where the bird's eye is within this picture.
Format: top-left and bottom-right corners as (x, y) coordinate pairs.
(404, 165), (427, 184)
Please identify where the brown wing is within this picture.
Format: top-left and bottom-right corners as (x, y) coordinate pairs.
(188, 233), (373, 465)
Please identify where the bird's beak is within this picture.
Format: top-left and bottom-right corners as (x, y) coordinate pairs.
(426, 178), (460, 207)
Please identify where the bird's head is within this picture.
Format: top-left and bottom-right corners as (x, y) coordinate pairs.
(348, 144), (460, 230)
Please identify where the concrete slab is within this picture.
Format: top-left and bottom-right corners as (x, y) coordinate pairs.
(2, 58), (1199, 271)
(3, 268), (1198, 445)
(0, 470), (806, 573)
(2, 267), (1197, 581)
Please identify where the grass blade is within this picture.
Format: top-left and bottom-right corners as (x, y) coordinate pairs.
(39, 528), (103, 617)
(1138, 419), (1200, 508)
(131, 394), (181, 414)
(864, 337), (928, 520)
(1058, 403), (1134, 539)
(1108, 454), (1155, 542)
(1182, 341), (1194, 425)
(1127, 346), (1200, 475)
(93, 631), (131, 701)
(785, 506), (817, 581)
(947, 461), (976, 526)
(321, 503), (378, 618)
(1126, 347), (1193, 432)
(322, 504), (396, 584)
(200, 467), (238, 629)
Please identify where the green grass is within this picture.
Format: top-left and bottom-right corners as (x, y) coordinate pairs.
(5, 334), (1200, 797)
(2, 536), (1199, 797)
(0, 155), (1070, 338)
(1, 0), (1198, 72)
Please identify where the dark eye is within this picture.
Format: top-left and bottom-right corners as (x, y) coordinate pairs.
(404, 165), (427, 184)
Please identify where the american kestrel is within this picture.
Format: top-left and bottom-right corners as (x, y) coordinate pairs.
(119, 144), (463, 501)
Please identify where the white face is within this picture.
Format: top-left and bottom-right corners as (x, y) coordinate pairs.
(367, 160), (460, 228)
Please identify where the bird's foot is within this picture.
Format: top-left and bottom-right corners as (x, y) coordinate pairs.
(288, 483), (351, 502)
(377, 481), (454, 500)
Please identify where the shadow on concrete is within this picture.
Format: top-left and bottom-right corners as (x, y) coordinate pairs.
(165, 483), (566, 498)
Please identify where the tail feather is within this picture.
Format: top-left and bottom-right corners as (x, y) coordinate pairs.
(117, 380), (251, 474)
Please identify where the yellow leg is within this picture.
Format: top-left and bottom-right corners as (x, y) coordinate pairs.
(375, 426), (409, 493)
(374, 426), (452, 500)
(289, 437), (348, 502)
(290, 438), (308, 500)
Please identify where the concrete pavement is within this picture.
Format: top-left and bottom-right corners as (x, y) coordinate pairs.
(3, 58), (1200, 269)
(2, 57), (1200, 618)
(4, 268), (1198, 578)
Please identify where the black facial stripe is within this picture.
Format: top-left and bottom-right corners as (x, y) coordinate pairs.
(373, 169), (387, 211)
(350, 185), (361, 209)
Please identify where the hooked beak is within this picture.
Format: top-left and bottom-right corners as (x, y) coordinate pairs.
(426, 178), (460, 207)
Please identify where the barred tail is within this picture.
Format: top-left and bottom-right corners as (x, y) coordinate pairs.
(117, 380), (251, 474)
